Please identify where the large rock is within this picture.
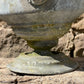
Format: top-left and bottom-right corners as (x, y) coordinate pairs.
(0, 21), (33, 58)
(51, 13), (84, 57)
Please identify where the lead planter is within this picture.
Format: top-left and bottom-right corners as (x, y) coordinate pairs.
(0, 0), (84, 75)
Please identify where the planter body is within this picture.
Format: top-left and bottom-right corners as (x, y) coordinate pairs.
(0, 0), (84, 74)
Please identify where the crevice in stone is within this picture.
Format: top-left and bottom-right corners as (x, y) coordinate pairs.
(15, 79), (18, 84)
(70, 45), (75, 58)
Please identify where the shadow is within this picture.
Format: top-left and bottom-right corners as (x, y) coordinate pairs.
(12, 71), (62, 76)
(74, 57), (84, 71)
(35, 50), (78, 68)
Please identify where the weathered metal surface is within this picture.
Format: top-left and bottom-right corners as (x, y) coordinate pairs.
(7, 52), (78, 75)
(0, 0), (84, 42)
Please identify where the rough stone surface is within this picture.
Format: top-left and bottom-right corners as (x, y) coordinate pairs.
(51, 14), (84, 57)
(0, 13), (84, 84)
(0, 57), (84, 84)
(72, 13), (84, 31)
(51, 29), (74, 56)
(0, 21), (33, 58)
(74, 34), (84, 57)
